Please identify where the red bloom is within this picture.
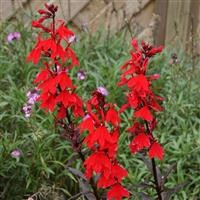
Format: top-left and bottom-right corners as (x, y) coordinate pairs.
(134, 106), (153, 121)
(55, 71), (75, 90)
(39, 92), (56, 112)
(127, 74), (149, 94)
(118, 38), (164, 160)
(107, 183), (129, 200)
(97, 163), (128, 188)
(79, 116), (94, 133)
(106, 107), (120, 126)
(148, 141), (164, 160)
(56, 104), (66, 119)
(34, 68), (49, 84)
(84, 126), (112, 149)
(84, 151), (112, 178)
(81, 91), (128, 197)
(130, 133), (150, 154)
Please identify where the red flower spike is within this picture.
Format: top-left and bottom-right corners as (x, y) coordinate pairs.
(119, 103), (129, 113)
(148, 141), (164, 160)
(119, 39), (164, 160)
(107, 184), (129, 200)
(134, 106), (153, 121)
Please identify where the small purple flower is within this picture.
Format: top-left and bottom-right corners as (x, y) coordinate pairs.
(97, 86), (108, 96)
(68, 35), (76, 44)
(7, 32), (21, 42)
(22, 103), (32, 118)
(11, 149), (21, 158)
(77, 70), (86, 80)
(26, 88), (39, 105)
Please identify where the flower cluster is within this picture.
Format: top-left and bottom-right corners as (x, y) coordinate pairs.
(79, 90), (129, 200)
(22, 88), (39, 117)
(118, 39), (164, 160)
(26, 3), (83, 119)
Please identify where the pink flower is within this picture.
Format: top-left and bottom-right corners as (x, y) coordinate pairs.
(77, 70), (86, 80)
(11, 149), (21, 158)
(97, 86), (108, 96)
(7, 32), (21, 42)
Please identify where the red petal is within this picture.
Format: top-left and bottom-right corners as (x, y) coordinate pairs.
(112, 163), (128, 182)
(127, 74), (149, 93)
(131, 38), (138, 50)
(56, 91), (71, 108)
(119, 103), (129, 113)
(34, 69), (49, 84)
(107, 183), (129, 200)
(133, 133), (150, 148)
(134, 106), (153, 121)
(57, 104), (66, 119)
(106, 107), (120, 126)
(79, 117), (94, 133)
(148, 141), (164, 160)
(55, 71), (74, 90)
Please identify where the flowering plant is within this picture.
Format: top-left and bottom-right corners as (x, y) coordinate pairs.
(26, 3), (169, 200)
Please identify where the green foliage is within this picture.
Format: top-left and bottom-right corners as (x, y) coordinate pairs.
(0, 21), (199, 200)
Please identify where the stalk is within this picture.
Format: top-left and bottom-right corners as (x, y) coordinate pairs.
(145, 121), (162, 200)
(151, 158), (162, 200)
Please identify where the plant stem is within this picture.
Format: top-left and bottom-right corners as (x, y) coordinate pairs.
(144, 121), (162, 200)
(151, 158), (162, 200)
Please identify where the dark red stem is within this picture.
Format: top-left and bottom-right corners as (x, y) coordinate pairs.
(145, 121), (162, 200)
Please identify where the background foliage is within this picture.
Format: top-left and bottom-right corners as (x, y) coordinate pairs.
(0, 20), (199, 200)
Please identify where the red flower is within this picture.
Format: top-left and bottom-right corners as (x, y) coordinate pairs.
(148, 141), (164, 160)
(79, 116), (94, 133)
(134, 106), (153, 121)
(107, 183), (129, 200)
(34, 68), (49, 84)
(106, 107), (120, 126)
(127, 74), (149, 94)
(56, 23), (74, 42)
(39, 92), (56, 112)
(130, 133), (150, 154)
(84, 151), (112, 178)
(84, 126), (112, 149)
(97, 163), (128, 188)
(56, 104), (66, 119)
(118, 38), (164, 160)
(55, 71), (75, 90)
